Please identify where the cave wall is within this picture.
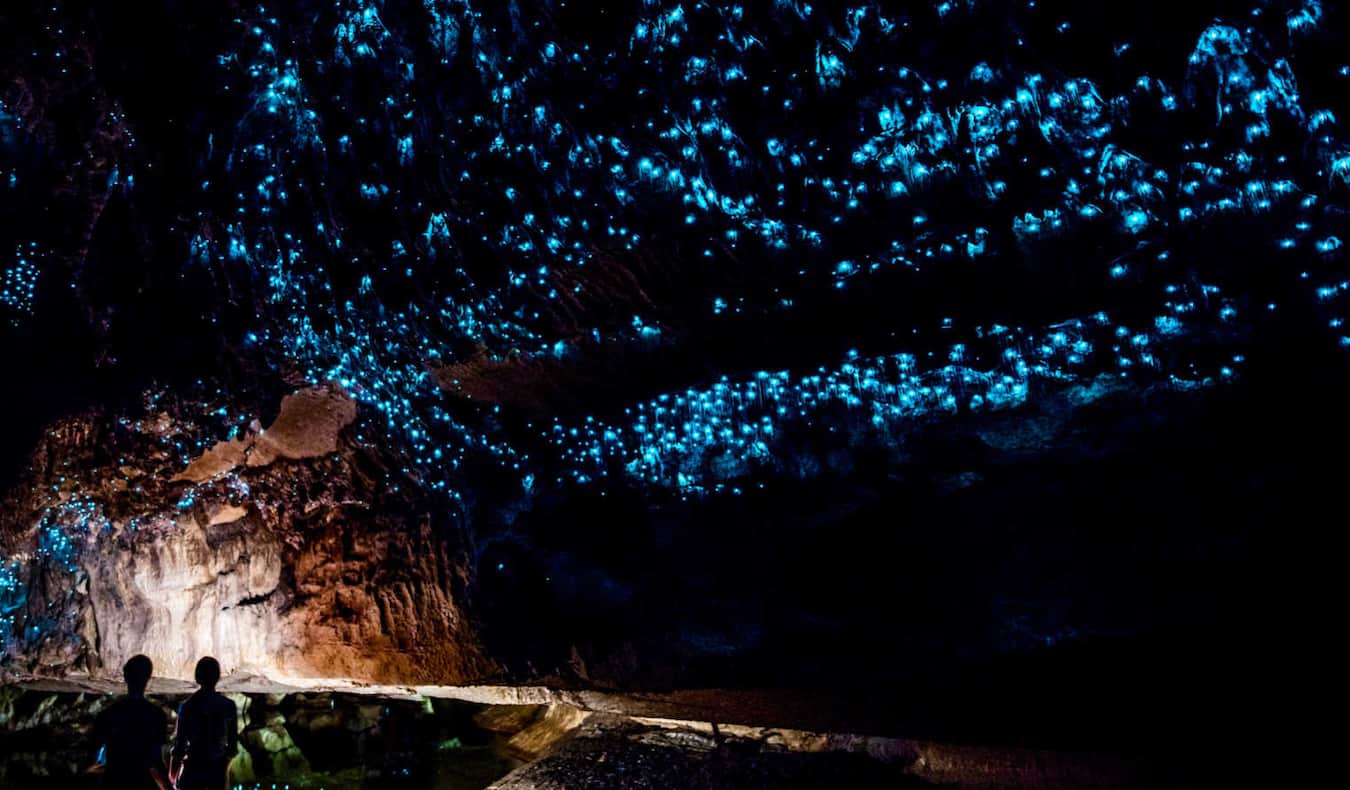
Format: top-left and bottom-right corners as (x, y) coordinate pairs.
(1, 386), (493, 685)
(0, 2), (1345, 759)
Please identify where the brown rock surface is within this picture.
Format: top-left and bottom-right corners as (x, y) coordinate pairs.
(170, 385), (357, 483)
(246, 386), (359, 467)
(1, 385), (492, 688)
(170, 438), (250, 484)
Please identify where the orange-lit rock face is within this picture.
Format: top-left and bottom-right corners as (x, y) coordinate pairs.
(2, 385), (493, 687)
(87, 505), (492, 685)
(278, 512), (495, 685)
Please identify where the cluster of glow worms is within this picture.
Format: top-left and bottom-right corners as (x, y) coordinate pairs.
(2, 0), (1349, 663)
(35, 499), (104, 572)
(2, 97), (38, 321)
(187, 0), (1341, 493)
(0, 560), (21, 649)
(1, 243), (42, 320)
(0, 387), (265, 649)
(0, 498), (106, 654)
(12, 1), (1350, 502)
(549, 310), (1247, 493)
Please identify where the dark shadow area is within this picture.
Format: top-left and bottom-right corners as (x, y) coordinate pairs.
(0, 689), (520, 790)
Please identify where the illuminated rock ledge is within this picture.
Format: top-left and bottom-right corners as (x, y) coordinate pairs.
(6, 677), (1145, 789)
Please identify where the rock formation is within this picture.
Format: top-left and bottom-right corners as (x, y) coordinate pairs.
(1, 384), (492, 685)
(1, 3), (1343, 783)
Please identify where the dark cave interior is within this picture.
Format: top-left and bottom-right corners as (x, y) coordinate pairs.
(2, 1), (1346, 787)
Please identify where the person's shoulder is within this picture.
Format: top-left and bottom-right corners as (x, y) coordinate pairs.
(211, 691), (237, 710)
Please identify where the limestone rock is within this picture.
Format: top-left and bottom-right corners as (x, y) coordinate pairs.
(474, 704), (544, 734)
(170, 438), (250, 484)
(171, 384), (357, 483)
(503, 704), (589, 761)
(228, 744), (256, 785)
(1, 386), (492, 687)
(206, 503), (249, 526)
(247, 386), (358, 466)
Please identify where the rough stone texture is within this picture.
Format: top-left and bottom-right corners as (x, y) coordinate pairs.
(0, 373), (1290, 757)
(3, 4), (1333, 786)
(245, 710), (312, 776)
(0, 386), (492, 687)
(172, 386), (358, 483)
(485, 715), (1148, 790)
(88, 511), (285, 685)
(500, 704), (590, 762)
(168, 438), (250, 485)
(205, 504), (249, 526)
(245, 387), (359, 467)
(473, 704), (544, 735)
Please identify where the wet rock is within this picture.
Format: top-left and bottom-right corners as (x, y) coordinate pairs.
(228, 743), (257, 785)
(501, 704), (589, 762)
(243, 713), (311, 775)
(3, 688), (516, 787)
(472, 704), (544, 735)
(488, 717), (936, 790)
(229, 728), (320, 786)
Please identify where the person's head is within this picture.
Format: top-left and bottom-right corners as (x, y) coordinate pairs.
(193, 656), (221, 690)
(123, 654), (153, 696)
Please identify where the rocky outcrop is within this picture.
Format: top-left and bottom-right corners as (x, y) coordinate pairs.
(485, 714), (1152, 790)
(3, 4), (1336, 787)
(495, 705), (589, 762)
(243, 708), (312, 778)
(0, 385), (493, 686)
(172, 387), (358, 483)
(86, 508), (286, 686)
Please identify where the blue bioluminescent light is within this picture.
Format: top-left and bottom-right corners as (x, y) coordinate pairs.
(4, 4), (1348, 651)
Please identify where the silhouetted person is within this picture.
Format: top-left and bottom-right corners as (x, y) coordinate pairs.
(169, 657), (237, 790)
(91, 654), (170, 790)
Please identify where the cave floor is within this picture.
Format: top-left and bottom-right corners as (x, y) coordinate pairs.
(488, 715), (937, 790)
(4, 676), (1153, 789)
(485, 714), (1155, 790)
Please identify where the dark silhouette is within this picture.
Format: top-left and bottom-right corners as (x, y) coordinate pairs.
(169, 657), (238, 790)
(91, 655), (170, 790)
